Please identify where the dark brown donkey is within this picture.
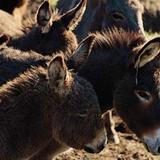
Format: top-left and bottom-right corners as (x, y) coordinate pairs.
(57, 0), (144, 40)
(68, 28), (145, 112)
(68, 29), (160, 155)
(8, 0), (87, 59)
(114, 38), (160, 155)
(0, 54), (107, 160)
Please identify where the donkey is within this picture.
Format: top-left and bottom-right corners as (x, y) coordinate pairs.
(22, 0), (44, 26)
(0, 44), (50, 85)
(7, 0), (86, 59)
(140, 0), (160, 32)
(57, 0), (144, 40)
(0, 54), (107, 160)
(67, 28), (160, 154)
(68, 28), (145, 112)
(0, 10), (24, 38)
(113, 38), (160, 155)
(0, 0), (27, 25)
(0, 0), (26, 14)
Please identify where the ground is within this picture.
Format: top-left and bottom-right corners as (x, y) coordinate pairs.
(55, 116), (160, 160)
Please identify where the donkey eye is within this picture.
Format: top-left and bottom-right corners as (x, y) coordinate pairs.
(111, 12), (125, 22)
(78, 110), (88, 118)
(134, 90), (152, 103)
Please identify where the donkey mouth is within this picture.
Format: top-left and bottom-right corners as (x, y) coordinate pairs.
(84, 143), (105, 154)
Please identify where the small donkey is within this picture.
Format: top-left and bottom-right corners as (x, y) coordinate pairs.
(0, 54), (107, 160)
(8, 0), (86, 59)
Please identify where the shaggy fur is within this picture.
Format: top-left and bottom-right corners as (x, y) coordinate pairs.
(69, 28), (145, 112)
(22, 0), (44, 26)
(0, 0), (27, 25)
(0, 10), (24, 38)
(69, 27), (160, 143)
(0, 55), (105, 160)
(0, 45), (49, 85)
(0, 0), (26, 14)
(7, 0), (86, 59)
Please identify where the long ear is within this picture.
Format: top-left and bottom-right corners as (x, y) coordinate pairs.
(61, 0), (87, 30)
(68, 35), (95, 70)
(36, 1), (52, 33)
(134, 37), (160, 68)
(48, 54), (72, 97)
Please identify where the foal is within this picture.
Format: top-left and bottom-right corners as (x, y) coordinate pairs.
(0, 54), (107, 160)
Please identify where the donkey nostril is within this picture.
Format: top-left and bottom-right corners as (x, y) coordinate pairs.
(84, 146), (95, 154)
(157, 146), (160, 153)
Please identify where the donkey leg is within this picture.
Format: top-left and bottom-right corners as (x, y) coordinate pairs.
(103, 109), (120, 144)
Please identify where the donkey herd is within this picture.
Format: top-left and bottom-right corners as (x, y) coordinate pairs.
(0, 0), (160, 159)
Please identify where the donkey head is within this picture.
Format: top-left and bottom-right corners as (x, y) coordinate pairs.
(34, 0), (86, 57)
(114, 37), (160, 155)
(102, 0), (144, 35)
(48, 54), (107, 153)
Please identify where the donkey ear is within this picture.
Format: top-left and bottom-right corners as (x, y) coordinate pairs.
(61, 0), (87, 30)
(134, 37), (160, 68)
(36, 1), (52, 32)
(48, 54), (71, 97)
(68, 35), (95, 70)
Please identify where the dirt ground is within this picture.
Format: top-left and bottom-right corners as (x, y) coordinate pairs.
(55, 116), (160, 160)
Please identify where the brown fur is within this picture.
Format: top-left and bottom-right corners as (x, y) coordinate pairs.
(8, 0), (87, 59)
(57, 0), (144, 40)
(0, 0), (27, 25)
(0, 44), (49, 85)
(0, 54), (106, 159)
(69, 28), (160, 149)
(0, 10), (24, 38)
(22, 0), (44, 27)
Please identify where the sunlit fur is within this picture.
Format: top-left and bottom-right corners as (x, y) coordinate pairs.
(0, 55), (105, 159)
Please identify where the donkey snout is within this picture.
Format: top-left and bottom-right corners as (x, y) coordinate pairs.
(84, 139), (107, 154)
(84, 130), (107, 154)
(142, 129), (160, 155)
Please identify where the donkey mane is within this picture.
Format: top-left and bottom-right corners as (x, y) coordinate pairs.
(91, 28), (145, 53)
(0, 67), (47, 104)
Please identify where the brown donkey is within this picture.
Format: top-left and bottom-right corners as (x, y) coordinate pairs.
(8, 0), (86, 59)
(57, 0), (144, 40)
(68, 29), (160, 154)
(114, 38), (160, 155)
(0, 54), (107, 160)
(0, 10), (24, 39)
(0, 0), (27, 25)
